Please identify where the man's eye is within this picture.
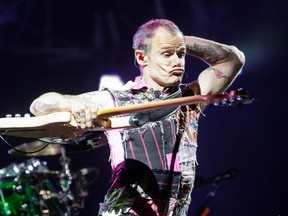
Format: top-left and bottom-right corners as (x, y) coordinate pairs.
(163, 52), (172, 57)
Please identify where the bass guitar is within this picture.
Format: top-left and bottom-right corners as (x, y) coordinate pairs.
(0, 90), (251, 139)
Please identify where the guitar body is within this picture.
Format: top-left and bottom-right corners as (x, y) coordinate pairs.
(0, 112), (79, 138)
(0, 90), (251, 139)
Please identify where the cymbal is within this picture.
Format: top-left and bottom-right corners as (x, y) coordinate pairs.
(8, 140), (62, 157)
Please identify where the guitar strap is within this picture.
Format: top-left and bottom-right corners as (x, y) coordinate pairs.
(129, 87), (182, 127)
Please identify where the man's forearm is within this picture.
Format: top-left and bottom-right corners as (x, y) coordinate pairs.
(29, 92), (72, 116)
(184, 36), (244, 66)
(185, 36), (245, 95)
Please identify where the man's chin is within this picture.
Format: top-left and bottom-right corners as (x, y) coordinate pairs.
(170, 77), (182, 86)
(159, 77), (182, 89)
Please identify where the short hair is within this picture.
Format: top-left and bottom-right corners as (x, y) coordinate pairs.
(132, 19), (183, 54)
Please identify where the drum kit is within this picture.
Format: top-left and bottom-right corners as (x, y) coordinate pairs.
(0, 137), (101, 216)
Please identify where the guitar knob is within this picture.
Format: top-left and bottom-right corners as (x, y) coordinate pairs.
(24, 113), (31, 117)
(6, 114), (12, 118)
(15, 114), (21, 118)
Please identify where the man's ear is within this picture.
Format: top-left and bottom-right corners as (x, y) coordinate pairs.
(135, 50), (147, 66)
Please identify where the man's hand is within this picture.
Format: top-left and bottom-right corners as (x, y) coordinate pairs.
(71, 99), (98, 129)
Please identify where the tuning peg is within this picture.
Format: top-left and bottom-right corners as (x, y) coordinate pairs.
(213, 99), (220, 106)
(221, 98), (228, 105)
(236, 96), (243, 101)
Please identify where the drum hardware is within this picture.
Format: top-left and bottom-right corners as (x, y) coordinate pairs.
(2, 137), (99, 215)
(194, 167), (236, 216)
(0, 158), (65, 216)
(57, 146), (75, 215)
(71, 167), (99, 209)
(0, 188), (8, 215)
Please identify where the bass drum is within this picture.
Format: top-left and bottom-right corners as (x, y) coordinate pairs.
(0, 158), (66, 216)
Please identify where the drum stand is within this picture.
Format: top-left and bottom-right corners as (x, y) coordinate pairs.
(194, 168), (236, 216)
(0, 188), (9, 216)
(3, 139), (92, 215)
(58, 146), (74, 216)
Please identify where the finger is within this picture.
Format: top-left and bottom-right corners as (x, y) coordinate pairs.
(91, 105), (98, 119)
(85, 108), (91, 122)
(79, 112), (86, 123)
(72, 103), (85, 123)
(85, 109), (93, 128)
(86, 121), (93, 128)
(74, 113), (80, 123)
(80, 122), (87, 129)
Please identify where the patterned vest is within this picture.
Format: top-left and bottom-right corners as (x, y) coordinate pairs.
(108, 85), (200, 201)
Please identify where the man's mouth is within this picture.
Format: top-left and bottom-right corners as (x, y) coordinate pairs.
(171, 68), (184, 76)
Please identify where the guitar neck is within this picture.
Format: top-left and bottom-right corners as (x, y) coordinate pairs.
(97, 95), (210, 119)
(0, 90), (250, 139)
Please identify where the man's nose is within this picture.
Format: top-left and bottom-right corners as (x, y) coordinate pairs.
(172, 54), (183, 66)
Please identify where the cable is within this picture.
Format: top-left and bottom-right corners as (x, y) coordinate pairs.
(0, 134), (50, 155)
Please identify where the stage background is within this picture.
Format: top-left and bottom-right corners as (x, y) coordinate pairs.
(0, 0), (286, 215)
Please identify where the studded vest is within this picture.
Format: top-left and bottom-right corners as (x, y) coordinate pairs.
(107, 85), (200, 201)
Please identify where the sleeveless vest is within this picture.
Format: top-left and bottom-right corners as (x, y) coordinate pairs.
(108, 85), (200, 201)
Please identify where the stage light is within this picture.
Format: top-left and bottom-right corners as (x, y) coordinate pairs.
(98, 74), (124, 90)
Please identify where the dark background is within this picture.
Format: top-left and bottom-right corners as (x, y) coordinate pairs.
(0, 0), (287, 215)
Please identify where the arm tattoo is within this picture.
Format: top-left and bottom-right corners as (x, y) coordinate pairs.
(208, 67), (232, 85)
(186, 43), (220, 64)
(33, 101), (63, 114)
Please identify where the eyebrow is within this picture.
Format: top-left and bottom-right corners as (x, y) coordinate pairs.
(160, 46), (173, 50)
(160, 45), (186, 51)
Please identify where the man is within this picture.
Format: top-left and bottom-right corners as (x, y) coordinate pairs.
(30, 19), (245, 215)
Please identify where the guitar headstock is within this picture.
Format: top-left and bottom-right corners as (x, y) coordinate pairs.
(211, 89), (253, 108)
